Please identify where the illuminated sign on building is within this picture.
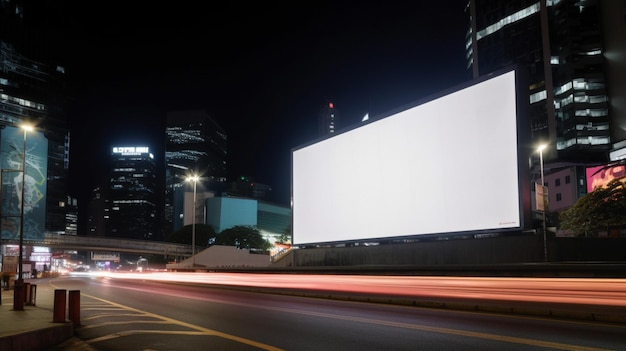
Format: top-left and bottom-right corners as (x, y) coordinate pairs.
(586, 165), (626, 192)
(112, 147), (150, 156)
(1, 126), (48, 241)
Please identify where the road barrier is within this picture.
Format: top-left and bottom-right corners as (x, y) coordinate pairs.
(53, 289), (66, 323)
(25, 284), (36, 306)
(68, 290), (80, 327)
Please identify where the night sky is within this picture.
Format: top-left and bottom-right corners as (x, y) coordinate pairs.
(32, 2), (471, 206)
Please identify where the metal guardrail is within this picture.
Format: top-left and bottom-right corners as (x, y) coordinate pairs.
(1, 233), (194, 257)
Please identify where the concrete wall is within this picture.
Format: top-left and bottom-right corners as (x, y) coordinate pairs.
(166, 235), (626, 270)
(167, 245), (271, 270)
(287, 235), (626, 267)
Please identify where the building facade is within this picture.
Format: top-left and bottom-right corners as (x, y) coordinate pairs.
(204, 197), (290, 243)
(107, 146), (158, 240)
(466, 0), (618, 162)
(466, 0), (625, 225)
(225, 176), (273, 200)
(0, 1), (71, 237)
(86, 186), (108, 237)
(318, 101), (339, 137)
(164, 110), (228, 236)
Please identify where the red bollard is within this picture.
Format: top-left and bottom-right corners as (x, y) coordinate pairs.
(68, 290), (80, 327)
(23, 282), (31, 304)
(28, 284), (37, 306)
(13, 281), (24, 311)
(53, 289), (67, 323)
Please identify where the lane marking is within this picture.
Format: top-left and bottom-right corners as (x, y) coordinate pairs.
(55, 280), (615, 351)
(88, 330), (218, 343)
(81, 320), (182, 329)
(275, 307), (613, 351)
(79, 293), (284, 351)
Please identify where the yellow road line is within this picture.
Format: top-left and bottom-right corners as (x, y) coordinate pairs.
(88, 330), (218, 343)
(79, 293), (284, 351)
(270, 307), (613, 351)
(63, 283), (613, 351)
(81, 320), (174, 329)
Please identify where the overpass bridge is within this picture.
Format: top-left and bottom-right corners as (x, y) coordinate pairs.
(1, 233), (194, 259)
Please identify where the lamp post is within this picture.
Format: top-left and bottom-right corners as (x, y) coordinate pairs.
(186, 174), (199, 267)
(14, 124), (33, 310)
(537, 144), (548, 262)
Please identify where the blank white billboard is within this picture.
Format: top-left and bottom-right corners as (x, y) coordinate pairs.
(292, 69), (526, 245)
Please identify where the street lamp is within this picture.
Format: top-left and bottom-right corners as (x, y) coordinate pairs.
(14, 124), (33, 310)
(186, 174), (199, 267)
(537, 144), (548, 262)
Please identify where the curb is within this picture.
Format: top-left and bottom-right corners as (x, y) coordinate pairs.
(0, 323), (73, 351)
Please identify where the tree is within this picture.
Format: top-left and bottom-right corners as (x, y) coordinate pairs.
(559, 178), (626, 236)
(165, 224), (217, 247)
(278, 223), (291, 244)
(215, 225), (271, 251)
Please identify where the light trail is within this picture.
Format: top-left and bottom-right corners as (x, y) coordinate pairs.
(71, 271), (626, 308)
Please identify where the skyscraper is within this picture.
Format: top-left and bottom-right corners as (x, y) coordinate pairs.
(0, 1), (71, 236)
(319, 101), (339, 137)
(164, 110), (227, 235)
(466, 0), (622, 163)
(107, 146), (157, 240)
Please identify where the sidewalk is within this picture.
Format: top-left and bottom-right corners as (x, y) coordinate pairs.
(0, 278), (90, 351)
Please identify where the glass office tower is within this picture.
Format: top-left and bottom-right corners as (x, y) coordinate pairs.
(466, 0), (620, 163)
(318, 101), (339, 137)
(0, 1), (71, 236)
(164, 110), (227, 235)
(107, 147), (157, 240)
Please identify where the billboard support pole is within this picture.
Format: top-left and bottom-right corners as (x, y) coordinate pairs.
(538, 144), (548, 262)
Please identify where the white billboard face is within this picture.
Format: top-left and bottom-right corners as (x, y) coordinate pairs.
(292, 70), (524, 245)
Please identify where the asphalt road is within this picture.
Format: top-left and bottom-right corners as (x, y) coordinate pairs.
(47, 274), (626, 351)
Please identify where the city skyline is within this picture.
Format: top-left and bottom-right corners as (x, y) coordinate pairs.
(25, 2), (471, 206)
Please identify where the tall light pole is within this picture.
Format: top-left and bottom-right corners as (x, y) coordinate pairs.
(537, 144), (548, 262)
(14, 124), (33, 310)
(186, 175), (199, 267)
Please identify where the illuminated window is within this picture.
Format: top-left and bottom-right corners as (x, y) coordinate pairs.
(530, 90), (546, 104)
(476, 3), (540, 40)
(556, 82), (573, 95)
(583, 49), (601, 56)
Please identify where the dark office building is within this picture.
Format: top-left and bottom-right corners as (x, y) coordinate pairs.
(164, 110), (228, 236)
(226, 176), (273, 200)
(86, 186), (108, 237)
(107, 146), (158, 240)
(0, 1), (71, 236)
(466, 0), (623, 163)
(64, 196), (78, 236)
(319, 101), (339, 137)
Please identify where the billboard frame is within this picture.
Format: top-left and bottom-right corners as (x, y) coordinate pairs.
(291, 66), (531, 246)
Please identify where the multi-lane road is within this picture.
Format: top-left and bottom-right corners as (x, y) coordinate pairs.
(43, 271), (626, 350)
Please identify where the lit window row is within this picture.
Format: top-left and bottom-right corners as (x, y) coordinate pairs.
(476, 3), (540, 40)
(574, 123), (608, 131)
(530, 90), (546, 104)
(574, 109), (607, 117)
(557, 135), (610, 150)
(0, 92), (46, 111)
